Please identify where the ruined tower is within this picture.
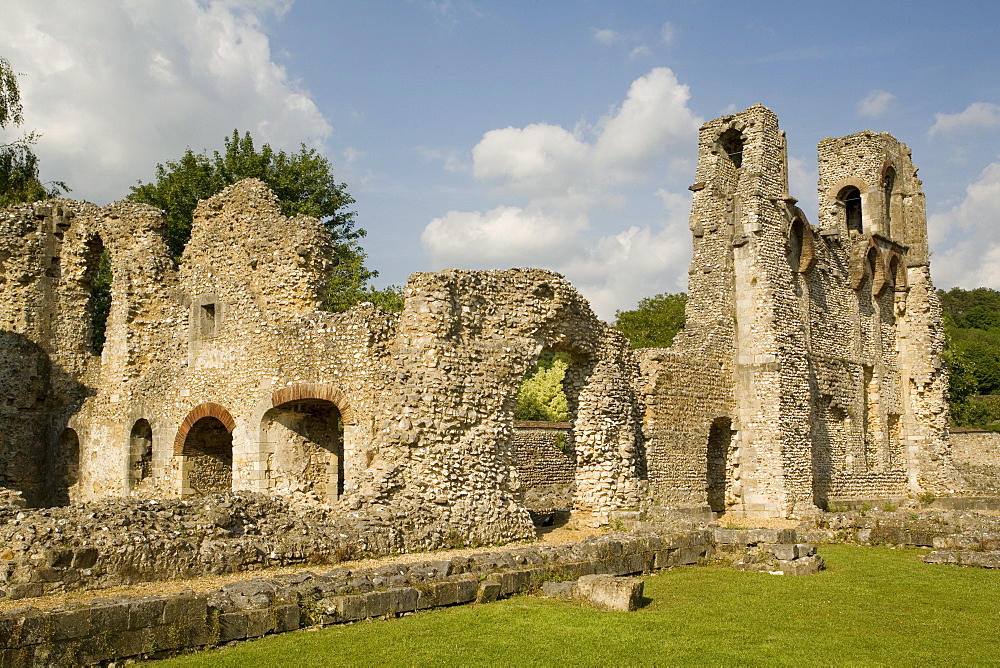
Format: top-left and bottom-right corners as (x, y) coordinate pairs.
(640, 105), (949, 517)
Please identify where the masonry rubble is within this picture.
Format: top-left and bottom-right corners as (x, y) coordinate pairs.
(0, 103), (979, 598)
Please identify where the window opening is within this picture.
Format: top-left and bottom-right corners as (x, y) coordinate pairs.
(718, 128), (744, 168)
(130, 419), (154, 486)
(516, 351), (571, 422)
(200, 303), (217, 338)
(706, 417), (735, 513)
(883, 167), (895, 238)
(840, 186), (863, 233)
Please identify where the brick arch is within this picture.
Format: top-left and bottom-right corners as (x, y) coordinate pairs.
(269, 383), (357, 425)
(173, 402), (236, 455)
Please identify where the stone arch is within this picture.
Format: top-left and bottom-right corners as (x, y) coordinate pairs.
(270, 383), (357, 425)
(261, 399), (345, 501)
(839, 186), (864, 233)
(173, 402), (236, 455)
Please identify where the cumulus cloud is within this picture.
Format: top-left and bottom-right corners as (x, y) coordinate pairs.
(929, 162), (1000, 289)
(0, 0), (331, 204)
(423, 68), (701, 318)
(929, 102), (1000, 136)
(421, 206), (587, 266)
(857, 90), (894, 118)
(593, 28), (619, 45)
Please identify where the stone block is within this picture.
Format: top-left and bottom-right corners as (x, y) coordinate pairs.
(574, 575), (644, 612)
(335, 587), (419, 622)
(51, 607), (90, 641)
(14, 610), (51, 646)
(0, 646), (34, 667)
(776, 555), (824, 576)
(273, 604), (300, 632)
(475, 580), (501, 604)
(88, 601), (131, 634)
(795, 543), (816, 558)
(162, 593), (208, 624)
(540, 581), (575, 600)
(128, 598), (166, 631)
(764, 544), (797, 561)
(245, 608), (275, 638)
(218, 611), (249, 642)
(7, 583), (43, 600)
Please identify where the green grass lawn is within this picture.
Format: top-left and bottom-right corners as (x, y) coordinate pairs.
(158, 545), (1000, 666)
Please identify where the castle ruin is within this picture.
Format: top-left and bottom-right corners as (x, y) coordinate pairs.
(0, 104), (952, 537)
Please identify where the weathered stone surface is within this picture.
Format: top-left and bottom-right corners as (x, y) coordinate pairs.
(574, 575), (644, 612)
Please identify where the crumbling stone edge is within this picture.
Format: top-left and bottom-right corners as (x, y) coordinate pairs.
(0, 528), (809, 665)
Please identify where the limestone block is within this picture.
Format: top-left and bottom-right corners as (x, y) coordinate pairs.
(475, 580), (501, 604)
(217, 611), (249, 642)
(540, 581), (575, 600)
(776, 555), (824, 576)
(574, 575), (644, 612)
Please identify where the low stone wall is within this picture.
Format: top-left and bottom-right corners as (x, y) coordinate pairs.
(950, 430), (1000, 468)
(0, 530), (722, 665)
(0, 492), (530, 602)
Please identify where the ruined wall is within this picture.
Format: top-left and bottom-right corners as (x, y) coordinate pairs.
(638, 106), (950, 517)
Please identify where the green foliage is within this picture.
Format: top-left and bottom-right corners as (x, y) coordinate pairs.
(614, 292), (687, 348)
(938, 287), (1000, 428)
(516, 352), (571, 422)
(0, 56), (68, 206)
(161, 546), (1000, 667)
(129, 130), (361, 258)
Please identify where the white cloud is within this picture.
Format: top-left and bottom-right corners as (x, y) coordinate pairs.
(593, 28), (619, 45)
(421, 206), (586, 266)
(630, 45), (653, 59)
(857, 90), (894, 118)
(929, 162), (1000, 289)
(660, 22), (676, 45)
(0, 0), (332, 204)
(422, 68), (701, 319)
(929, 102), (1000, 136)
(471, 68), (699, 203)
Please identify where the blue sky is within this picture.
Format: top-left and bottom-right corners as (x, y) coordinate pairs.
(3, 1), (999, 319)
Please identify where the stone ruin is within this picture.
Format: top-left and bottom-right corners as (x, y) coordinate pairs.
(0, 104), (958, 544)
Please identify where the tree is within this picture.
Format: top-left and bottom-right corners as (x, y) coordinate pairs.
(614, 292), (687, 349)
(938, 287), (1000, 428)
(128, 130), (398, 312)
(0, 57), (67, 206)
(516, 352), (572, 422)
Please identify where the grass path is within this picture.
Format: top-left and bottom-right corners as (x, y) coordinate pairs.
(159, 545), (1000, 666)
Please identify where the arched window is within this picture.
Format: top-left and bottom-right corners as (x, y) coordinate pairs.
(182, 417), (233, 495)
(83, 235), (112, 354)
(718, 128), (744, 168)
(839, 186), (863, 233)
(883, 167), (896, 238)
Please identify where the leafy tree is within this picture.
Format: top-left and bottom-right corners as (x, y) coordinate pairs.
(938, 287), (1000, 428)
(614, 292), (687, 349)
(128, 130), (394, 312)
(516, 352), (572, 422)
(0, 56), (67, 206)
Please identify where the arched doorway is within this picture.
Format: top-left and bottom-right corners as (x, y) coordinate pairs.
(182, 417), (233, 495)
(262, 399), (344, 501)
